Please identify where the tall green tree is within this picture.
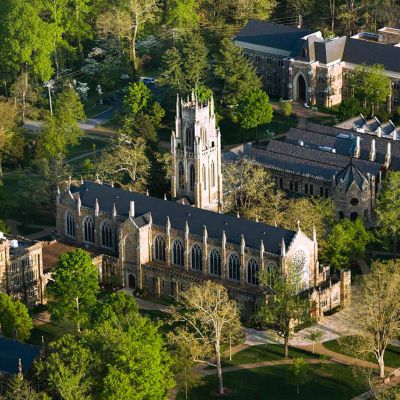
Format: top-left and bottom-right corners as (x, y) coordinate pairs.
(376, 170), (400, 255)
(37, 87), (85, 159)
(214, 38), (261, 105)
(170, 281), (242, 395)
(96, 0), (159, 73)
(37, 318), (174, 399)
(235, 89), (273, 130)
(0, 293), (32, 341)
(0, 375), (48, 400)
(253, 264), (310, 358)
(349, 64), (391, 115)
(47, 249), (99, 332)
(159, 47), (185, 93)
(123, 81), (153, 116)
(0, 0), (57, 119)
(324, 218), (369, 270)
(167, 0), (200, 30)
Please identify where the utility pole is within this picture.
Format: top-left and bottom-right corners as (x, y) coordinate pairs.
(44, 80), (54, 116)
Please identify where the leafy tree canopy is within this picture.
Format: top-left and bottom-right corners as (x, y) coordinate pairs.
(0, 293), (32, 341)
(47, 249), (99, 332)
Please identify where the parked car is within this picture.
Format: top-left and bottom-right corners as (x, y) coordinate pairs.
(139, 76), (156, 85)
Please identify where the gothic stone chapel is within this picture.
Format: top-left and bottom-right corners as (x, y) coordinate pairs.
(56, 94), (350, 317)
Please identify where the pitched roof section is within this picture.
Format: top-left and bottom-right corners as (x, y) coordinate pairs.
(314, 37), (346, 64)
(336, 161), (368, 190)
(73, 182), (296, 255)
(343, 37), (400, 73)
(235, 20), (312, 52)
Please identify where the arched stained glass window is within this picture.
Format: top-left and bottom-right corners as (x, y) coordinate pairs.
(173, 239), (184, 266)
(101, 221), (113, 248)
(154, 235), (166, 262)
(65, 211), (75, 238)
(247, 258), (259, 285)
(228, 253), (240, 281)
(84, 217), (95, 243)
(209, 249), (221, 276)
(191, 244), (202, 271)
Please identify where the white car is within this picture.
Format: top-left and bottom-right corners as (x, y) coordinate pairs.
(139, 76), (156, 85)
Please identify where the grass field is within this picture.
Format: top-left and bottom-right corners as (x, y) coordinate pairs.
(221, 344), (320, 367)
(323, 336), (400, 368)
(178, 363), (368, 400)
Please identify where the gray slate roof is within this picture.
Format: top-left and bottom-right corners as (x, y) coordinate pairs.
(314, 37), (346, 64)
(343, 37), (400, 73)
(336, 162), (368, 189)
(235, 20), (311, 52)
(73, 182), (295, 254)
(0, 338), (40, 375)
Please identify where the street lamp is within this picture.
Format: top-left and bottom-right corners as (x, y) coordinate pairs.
(44, 80), (54, 116)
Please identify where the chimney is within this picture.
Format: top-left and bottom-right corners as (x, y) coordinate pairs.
(129, 201), (135, 218)
(385, 142), (392, 168)
(369, 139), (376, 161)
(354, 136), (361, 158)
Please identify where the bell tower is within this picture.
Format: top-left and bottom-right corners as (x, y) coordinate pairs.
(171, 92), (223, 212)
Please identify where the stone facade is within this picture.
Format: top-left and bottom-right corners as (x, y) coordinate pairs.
(171, 94), (223, 212)
(0, 234), (45, 307)
(236, 22), (400, 110)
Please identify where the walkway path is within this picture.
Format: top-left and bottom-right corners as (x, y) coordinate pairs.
(201, 357), (329, 376)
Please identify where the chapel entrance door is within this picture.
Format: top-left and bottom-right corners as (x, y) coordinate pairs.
(128, 274), (136, 289)
(297, 74), (306, 102)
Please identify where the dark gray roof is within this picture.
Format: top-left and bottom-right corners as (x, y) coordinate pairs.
(314, 37), (346, 64)
(306, 123), (400, 169)
(343, 37), (400, 73)
(235, 20), (311, 52)
(0, 338), (40, 375)
(73, 182), (295, 254)
(336, 162), (368, 189)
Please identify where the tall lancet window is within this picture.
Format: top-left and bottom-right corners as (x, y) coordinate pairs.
(186, 127), (194, 151)
(228, 253), (240, 281)
(173, 239), (184, 266)
(247, 258), (259, 285)
(209, 249), (221, 276)
(83, 217), (95, 243)
(202, 164), (206, 191)
(191, 244), (202, 271)
(190, 164), (195, 192)
(101, 221), (113, 248)
(154, 235), (166, 262)
(178, 161), (185, 189)
(65, 211), (75, 238)
(211, 161), (216, 187)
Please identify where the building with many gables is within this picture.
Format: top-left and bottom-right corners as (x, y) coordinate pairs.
(56, 98), (350, 318)
(235, 21), (400, 110)
(225, 121), (400, 224)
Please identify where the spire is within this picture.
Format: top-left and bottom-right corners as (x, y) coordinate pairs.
(164, 193), (167, 200)
(80, 176), (84, 185)
(110, 181), (114, 187)
(354, 136), (361, 158)
(112, 203), (117, 218)
(18, 358), (23, 380)
(210, 93), (215, 116)
(260, 240), (265, 254)
(369, 139), (376, 161)
(312, 224), (317, 242)
(148, 212), (153, 225)
(94, 198), (99, 216)
(146, 189), (149, 196)
(240, 234), (245, 252)
(166, 216), (171, 233)
(237, 211), (240, 218)
(95, 173), (101, 184)
(176, 93), (180, 117)
(77, 193), (81, 216)
(297, 220), (301, 232)
(129, 201), (135, 218)
(185, 221), (189, 240)
(385, 142), (392, 168)
(203, 225), (208, 241)
(281, 237), (286, 257)
(222, 230), (226, 247)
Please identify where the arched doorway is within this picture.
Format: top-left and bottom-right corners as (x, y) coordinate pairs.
(128, 274), (136, 288)
(297, 74), (306, 102)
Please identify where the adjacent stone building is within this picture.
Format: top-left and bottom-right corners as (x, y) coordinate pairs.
(225, 121), (398, 224)
(235, 20), (400, 110)
(0, 234), (45, 306)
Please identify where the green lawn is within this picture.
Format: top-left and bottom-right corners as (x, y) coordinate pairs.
(323, 336), (400, 368)
(222, 344), (320, 367)
(28, 320), (76, 346)
(66, 136), (108, 160)
(178, 364), (368, 400)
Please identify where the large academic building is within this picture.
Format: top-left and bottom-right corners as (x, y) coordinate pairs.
(235, 21), (400, 110)
(56, 96), (350, 317)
